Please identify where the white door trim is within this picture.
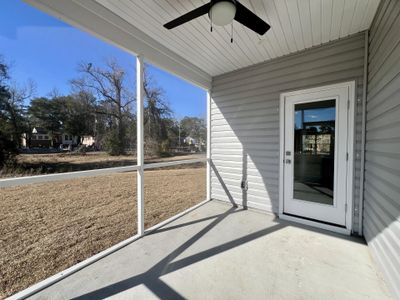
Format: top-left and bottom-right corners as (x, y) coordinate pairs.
(279, 81), (355, 234)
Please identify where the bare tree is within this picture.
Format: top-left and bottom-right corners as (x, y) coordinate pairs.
(0, 55), (9, 86)
(9, 79), (36, 104)
(47, 87), (61, 99)
(3, 79), (36, 147)
(71, 60), (135, 154)
(143, 71), (172, 154)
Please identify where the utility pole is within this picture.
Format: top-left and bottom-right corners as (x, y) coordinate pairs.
(178, 122), (181, 148)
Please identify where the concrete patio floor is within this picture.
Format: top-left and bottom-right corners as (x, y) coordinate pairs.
(28, 200), (390, 300)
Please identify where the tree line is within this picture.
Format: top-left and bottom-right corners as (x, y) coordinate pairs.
(0, 56), (206, 166)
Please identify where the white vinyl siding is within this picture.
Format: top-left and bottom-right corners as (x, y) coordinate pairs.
(211, 32), (365, 233)
(364, 0), (400, 298)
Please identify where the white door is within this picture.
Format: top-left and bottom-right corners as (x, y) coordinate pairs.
(281, 83), (354, 227)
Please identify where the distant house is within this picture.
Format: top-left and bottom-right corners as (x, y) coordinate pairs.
(183, 136), (196, 146)
(184, 136), (205, 152)
(81, 135), (96, 147)
(28, 127), (52, 148)
(21, 127), (80, 149)
(61, 134), (79, 146)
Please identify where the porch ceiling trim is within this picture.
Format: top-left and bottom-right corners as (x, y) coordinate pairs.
(23, 0), (212, 89)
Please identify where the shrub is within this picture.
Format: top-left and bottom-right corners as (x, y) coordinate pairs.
(104, 129), (125, 156)
(0, 132), (17, 167)
(144, 137), (160, 158)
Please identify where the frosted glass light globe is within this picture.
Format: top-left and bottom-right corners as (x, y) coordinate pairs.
(209, 1), (236, 26)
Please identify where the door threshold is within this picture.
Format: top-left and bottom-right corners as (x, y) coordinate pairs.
(280, 213), (351, 235)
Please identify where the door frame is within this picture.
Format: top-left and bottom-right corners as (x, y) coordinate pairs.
(279, 81), (355, 235)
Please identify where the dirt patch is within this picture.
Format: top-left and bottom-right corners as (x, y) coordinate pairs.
(0, 165), (205, 298)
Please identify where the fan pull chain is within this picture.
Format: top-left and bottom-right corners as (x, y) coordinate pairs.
(231, 22), (234, 43)
(210, 11), (213, 32)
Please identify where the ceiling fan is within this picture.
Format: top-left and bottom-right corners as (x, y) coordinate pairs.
(164, 0), (270, 39)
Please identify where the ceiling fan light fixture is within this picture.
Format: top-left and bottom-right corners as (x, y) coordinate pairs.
(163, 0), (270, 36)
(209, 1), (237, 26)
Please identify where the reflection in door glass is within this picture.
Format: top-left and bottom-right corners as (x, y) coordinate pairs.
(293, 100), (335, 205)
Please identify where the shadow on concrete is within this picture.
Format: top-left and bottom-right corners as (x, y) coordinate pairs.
(72, 206), (284, 299)
(71, 202), (365, 299)
(151, 209), (243, 234)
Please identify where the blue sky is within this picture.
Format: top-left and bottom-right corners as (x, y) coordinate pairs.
(295, 107), (335, 130)
(0, 0), (206, 119)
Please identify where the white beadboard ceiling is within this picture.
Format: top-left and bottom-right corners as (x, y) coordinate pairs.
(95, 0), (380, 76)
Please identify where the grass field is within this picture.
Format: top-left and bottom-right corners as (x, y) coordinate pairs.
(0, 164), (206, 299)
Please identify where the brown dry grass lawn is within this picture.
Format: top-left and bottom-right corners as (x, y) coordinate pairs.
(0, 165), (205, 299)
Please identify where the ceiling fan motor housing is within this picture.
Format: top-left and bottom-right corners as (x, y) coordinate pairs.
(209, 0), (237, 26)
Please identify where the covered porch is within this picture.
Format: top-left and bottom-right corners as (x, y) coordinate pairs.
(26, 200), (389, 299)
(7, 0), (400, 298)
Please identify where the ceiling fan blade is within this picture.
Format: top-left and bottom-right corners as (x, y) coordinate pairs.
(164, 3), (210, 29)
(234, 2), (270, 35)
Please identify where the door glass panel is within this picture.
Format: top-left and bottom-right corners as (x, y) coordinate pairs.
(293, 100), (335, 205)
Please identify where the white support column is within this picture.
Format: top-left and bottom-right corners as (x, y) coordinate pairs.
(136, 55), (145, 235)
(206, 90), (211, 201)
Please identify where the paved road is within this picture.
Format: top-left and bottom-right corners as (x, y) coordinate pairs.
(0, 157), (207, 188)
(0, 166), (138, 189)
